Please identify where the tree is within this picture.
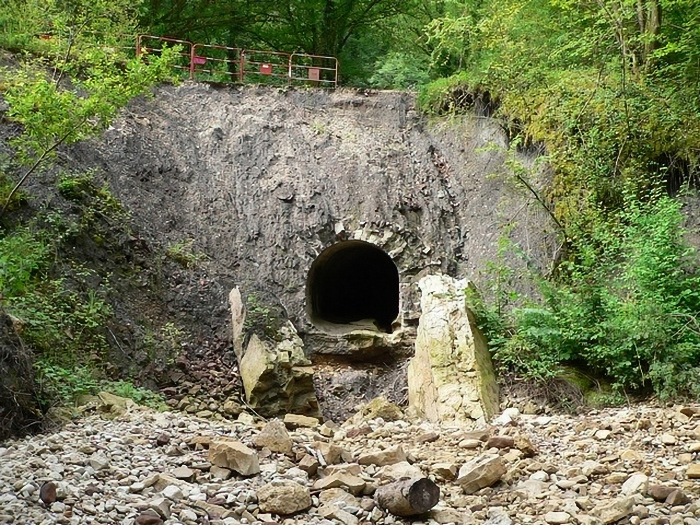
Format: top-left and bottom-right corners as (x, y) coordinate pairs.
(0, 0), (178, 216)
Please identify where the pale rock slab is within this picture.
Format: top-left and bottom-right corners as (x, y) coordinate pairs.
(257, 480), (312, 515)
(621, 473), (648, 496)
(358, 446), (407, 466)
(407, 275), (499, 424)
(208, 440), (260, 476)
(456, 454), (506, 494)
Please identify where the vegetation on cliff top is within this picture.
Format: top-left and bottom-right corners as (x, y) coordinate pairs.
(420, 0), (700, 399)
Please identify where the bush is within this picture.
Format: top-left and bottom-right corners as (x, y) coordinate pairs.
(476, 189), (700, 399)
(369, 52), (430, 90)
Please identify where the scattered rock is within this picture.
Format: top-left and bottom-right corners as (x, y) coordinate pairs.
(208, 439), (260, 475)
(486, 435), (515, 449)
(253, 419), (293, 454)
(284, 413), (320, 429)
(545, 511), (571, 524)
(456, 454), (506, 494)
(358, 446), (407, 466)
(39, 482), (56, 505)
(621, 473), (648, 496)
(171, 466), (196, 482)
(257, 480), (312, 515)
(687, 464), (700, 479)
(134, 511), (164, 525)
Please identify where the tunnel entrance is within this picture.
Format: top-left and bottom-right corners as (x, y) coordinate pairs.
(306, 241), (400, 335)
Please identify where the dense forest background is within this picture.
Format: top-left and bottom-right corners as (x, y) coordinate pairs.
(1, 0), (700, 429)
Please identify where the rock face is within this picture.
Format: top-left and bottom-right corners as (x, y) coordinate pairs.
(407, 275), (499, 423)
(239, 321), (319, 418)
(74, 85), (557, 345)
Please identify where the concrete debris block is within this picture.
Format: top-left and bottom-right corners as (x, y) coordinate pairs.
(253, 419), (293, 454)
(407, 275), (499, 424)
(375, 477), (440, 517)
(456, 454), (506, 494)
(358, 446), (407, 466)
(239, 324), (320, 418)
(208, 440), (260, 476)
(257, 480), (312, 515)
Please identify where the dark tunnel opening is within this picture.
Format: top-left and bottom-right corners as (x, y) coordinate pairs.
(306, 241), (400, 335)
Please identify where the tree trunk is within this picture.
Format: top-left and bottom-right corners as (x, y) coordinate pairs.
(375, 478), (440, 517)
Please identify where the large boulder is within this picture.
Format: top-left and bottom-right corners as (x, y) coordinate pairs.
(237, 308), (320, 417)
(407, 275), (499, 424)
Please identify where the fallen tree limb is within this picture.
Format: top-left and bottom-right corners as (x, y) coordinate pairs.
(375, 477), (440, 517)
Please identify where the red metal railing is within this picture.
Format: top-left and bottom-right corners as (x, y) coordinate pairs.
(136, 35), (338, 87)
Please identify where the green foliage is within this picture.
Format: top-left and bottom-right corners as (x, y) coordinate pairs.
(423, 0), (700, 400)
(9, 278), (112, 366)
(0, 228), (50, 297)
(165, 239), (207, 268)
(141, 322), (184, 369)
(103, 380), (166, 409)
(369, 52), (430, 89)
(474, 190), (700, 399)
(244, 293), (282, 342)
(35, 360), (99, 405)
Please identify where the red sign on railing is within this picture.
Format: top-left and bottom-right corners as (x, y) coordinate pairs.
(136, 35), (338, 87)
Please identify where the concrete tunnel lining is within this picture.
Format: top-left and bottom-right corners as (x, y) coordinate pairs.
(306, 241), (400, 335)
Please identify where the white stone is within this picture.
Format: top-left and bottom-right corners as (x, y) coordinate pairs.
(162, 485), (184, 500)
(621, 473), (648, 496)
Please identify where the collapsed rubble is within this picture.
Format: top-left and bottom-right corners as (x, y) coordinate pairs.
(2, 395), (700, 525)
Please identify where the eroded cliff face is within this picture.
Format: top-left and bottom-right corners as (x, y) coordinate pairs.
(68, 84), (556, 419)
(75, 84), (555, 337)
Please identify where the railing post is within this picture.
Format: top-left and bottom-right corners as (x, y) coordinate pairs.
(239, 50), (245, 83)
(190, 43), (196, 80)
(136, 34), (142, 56)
